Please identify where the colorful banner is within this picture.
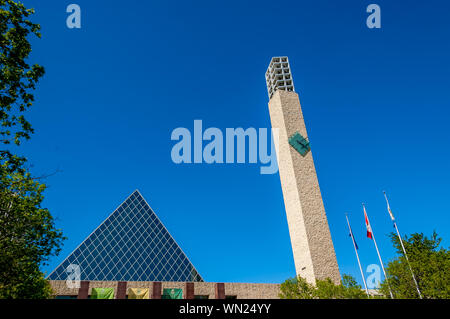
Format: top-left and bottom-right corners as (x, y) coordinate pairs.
(162, 288), (182, 299)
(90, 288), (114, 299)
(128, 288), (150, 299)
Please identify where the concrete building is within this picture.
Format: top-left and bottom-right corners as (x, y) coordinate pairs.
(266, 57), (341, 284)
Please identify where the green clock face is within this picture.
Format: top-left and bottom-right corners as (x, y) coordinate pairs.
(288, 132), (310, 156)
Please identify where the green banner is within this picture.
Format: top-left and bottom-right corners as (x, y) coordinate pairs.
(162, 288), (182, 299)
(90, 287), (114, 299)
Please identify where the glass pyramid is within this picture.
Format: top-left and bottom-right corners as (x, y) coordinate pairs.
(47, 190), (203, 282)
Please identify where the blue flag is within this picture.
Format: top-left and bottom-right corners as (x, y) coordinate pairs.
(349, 224), (359, 250)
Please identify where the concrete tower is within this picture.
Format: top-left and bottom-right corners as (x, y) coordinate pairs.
(266, 57), (340, 284)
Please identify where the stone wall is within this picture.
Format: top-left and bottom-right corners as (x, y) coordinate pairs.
(49, 280), (281, 299)
(268, 90), (341, 284)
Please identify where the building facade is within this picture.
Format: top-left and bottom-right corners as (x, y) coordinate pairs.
(47, 190), (202, 282)
(266, 57), (341, 284)
(50, 280), (281, 299)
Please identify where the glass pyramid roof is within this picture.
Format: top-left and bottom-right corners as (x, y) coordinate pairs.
(47, 190), (203, 282)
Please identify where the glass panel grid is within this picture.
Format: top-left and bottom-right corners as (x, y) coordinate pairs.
(48, 190), (203, 282)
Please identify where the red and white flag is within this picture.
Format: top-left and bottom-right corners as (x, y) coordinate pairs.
(363, 205), (373, 239)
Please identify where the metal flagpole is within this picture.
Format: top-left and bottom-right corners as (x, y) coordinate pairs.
(345, 214), (369, 297)
(383, 191), (423, 299)
(363, 203), (394, 299)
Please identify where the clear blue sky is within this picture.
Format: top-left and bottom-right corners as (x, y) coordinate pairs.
(18, 0), (449, 284)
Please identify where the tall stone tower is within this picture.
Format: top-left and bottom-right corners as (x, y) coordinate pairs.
(266, 57), (340, 284)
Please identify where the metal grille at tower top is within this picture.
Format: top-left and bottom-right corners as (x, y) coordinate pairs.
(265, 56), (295, 99)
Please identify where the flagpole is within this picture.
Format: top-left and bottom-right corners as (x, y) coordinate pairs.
(383, 191), (423, 299)
(345, 214), (369, 297)
(363, 203), (394, 299)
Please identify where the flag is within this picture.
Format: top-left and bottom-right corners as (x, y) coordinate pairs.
(348, 223), (359, 250)
(384, 192), (395, 221)
(387, 201), (395, 222)
(363, 205), (373, 239)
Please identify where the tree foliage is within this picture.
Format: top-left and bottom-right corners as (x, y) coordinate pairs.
(0, 1), (65, 299)
(0, 158), (65, 298)
(279, 274), (368, 299)
(1, 0), (45, 148)
(380, 231), (450, 299)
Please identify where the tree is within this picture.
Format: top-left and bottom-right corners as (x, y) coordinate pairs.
(0, 158), (65, 298)
(380, 231), (450, 299)
(0, 1), (65, 298)
(1, 0), (45, 149)
(279, 274), (368, 299)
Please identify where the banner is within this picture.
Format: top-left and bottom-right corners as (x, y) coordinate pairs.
(90, 288), (114, 299)
(162, 288), (182, 299)
(128, 288), (150, 299)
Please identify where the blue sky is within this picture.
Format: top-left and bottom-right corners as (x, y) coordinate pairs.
(17, 1), (450, 284)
